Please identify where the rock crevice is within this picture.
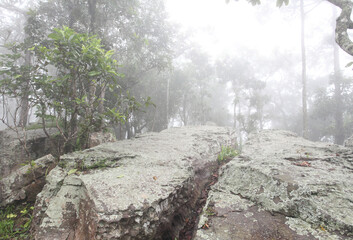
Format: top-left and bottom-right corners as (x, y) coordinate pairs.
(195, 130), (353, 240)
(33, 126), (235, 240)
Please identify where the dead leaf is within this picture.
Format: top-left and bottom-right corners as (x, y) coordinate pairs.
(202, 222), (210, 229)
(293, 161), (311, 167)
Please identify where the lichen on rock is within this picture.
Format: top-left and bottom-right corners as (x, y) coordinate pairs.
(195, 130), (353, 240)
(33, 126), (235, 240)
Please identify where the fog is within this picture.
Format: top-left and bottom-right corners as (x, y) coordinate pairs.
(1, 0), (353, 145)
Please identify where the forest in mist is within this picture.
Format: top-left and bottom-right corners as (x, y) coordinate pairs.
(1, 0), (353, 150)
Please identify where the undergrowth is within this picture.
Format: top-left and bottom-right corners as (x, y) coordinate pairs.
(0, 203), (34, 240)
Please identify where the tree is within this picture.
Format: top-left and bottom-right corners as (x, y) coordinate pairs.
(0, 0), (38, 127)
(25, 0), (174, 137)
(0, 26), (125, 154)
(300, 0), (308, 138)
(216, 55), (268, 144)
(332, 7), (345, 144)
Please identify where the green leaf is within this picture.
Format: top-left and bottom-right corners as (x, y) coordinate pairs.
(69, 34), (75, 41)
(6, 213), (17, 219)
(88, 71), (101, 77)
(117, 175), (124, 178)
(345, 61), (353, 68)
(276, 0), (283, 7)
(23, 219), (31, 229)
(68, 169), (78, 175)
(48, 33), (60, 41)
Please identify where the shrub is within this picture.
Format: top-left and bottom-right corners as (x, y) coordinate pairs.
(217, 146), (238, 163)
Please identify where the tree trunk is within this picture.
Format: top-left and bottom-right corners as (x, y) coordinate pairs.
(19, 46), (31, 127)
(88, 0), (97, 34)
(300, 0), (308, 138)
(333, 7), (345, 145)
(125, 120), (132, 139)
(233, 99), (237, 129)
(166, 77), (170, 128)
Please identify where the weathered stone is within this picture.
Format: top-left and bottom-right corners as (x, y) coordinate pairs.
(344, 134), (353, 148)
(88, 132), (116, 148)
(0, 154), (56, 206)
(0, 128), (54, 178)
(33, 126), (235, 240)
(196, 130), (353, 240)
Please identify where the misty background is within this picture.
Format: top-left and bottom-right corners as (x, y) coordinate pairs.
(1, 0), (353, 146)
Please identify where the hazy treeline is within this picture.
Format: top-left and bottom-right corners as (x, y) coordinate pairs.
(0, 0), (352, 148)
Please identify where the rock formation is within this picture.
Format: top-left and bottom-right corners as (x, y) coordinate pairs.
(32, 126), (235, 240)
(196, 130), (353, 240)
(0, 154), (56, 207)
(0, 129), (52, 178)
(27, 128), (353, 239)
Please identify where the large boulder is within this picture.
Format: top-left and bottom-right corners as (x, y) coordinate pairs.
(196, 130), (353, 240)
(0, 154), (56, 207)
(0, 128), (53, 178)
(33, 126), (235, 240)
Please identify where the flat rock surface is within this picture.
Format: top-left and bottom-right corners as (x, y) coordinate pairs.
(196, 130), (353, 240)
(33, 126), (235, 240)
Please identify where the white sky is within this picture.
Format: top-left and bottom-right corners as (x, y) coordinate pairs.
(165, 0), (339, 59)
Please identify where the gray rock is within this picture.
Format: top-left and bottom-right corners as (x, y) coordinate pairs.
(0, 154), (56, 206)
(0, 128), (54, 178)
(344, 135), (353, 148)
(33, 126), (235, 240)
(196, 130), (353, 240)
(88, 132), (116, 148)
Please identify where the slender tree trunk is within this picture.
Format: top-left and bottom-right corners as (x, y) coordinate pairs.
(97, 85), (106, 130)
(233, 99), (237, 129)
(300, 0), (308, 138)
(125, 120), (132, 139)
(166, 77), (170, 129)
(333, 7), (345, 144)
(237, 104), (242, 147)
(258, 105), (263, 130)
(19, 49), (30, 127)
(182, 94), (188, 126)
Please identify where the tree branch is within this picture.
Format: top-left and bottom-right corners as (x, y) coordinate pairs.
(326, 0), (353, 56)
(0, 3), (27, 15)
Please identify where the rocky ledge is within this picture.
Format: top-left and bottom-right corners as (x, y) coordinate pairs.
(32, 126), (235, 240)
(195, 130), (353, 240)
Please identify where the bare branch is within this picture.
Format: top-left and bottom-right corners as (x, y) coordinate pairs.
(0, 3), (27, 15)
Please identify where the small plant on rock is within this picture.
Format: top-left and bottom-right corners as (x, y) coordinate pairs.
(217, 146), (238, 163)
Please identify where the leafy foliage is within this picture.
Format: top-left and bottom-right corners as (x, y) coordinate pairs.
(0, 26), (131, 154)
(217, 146), (238, 163)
